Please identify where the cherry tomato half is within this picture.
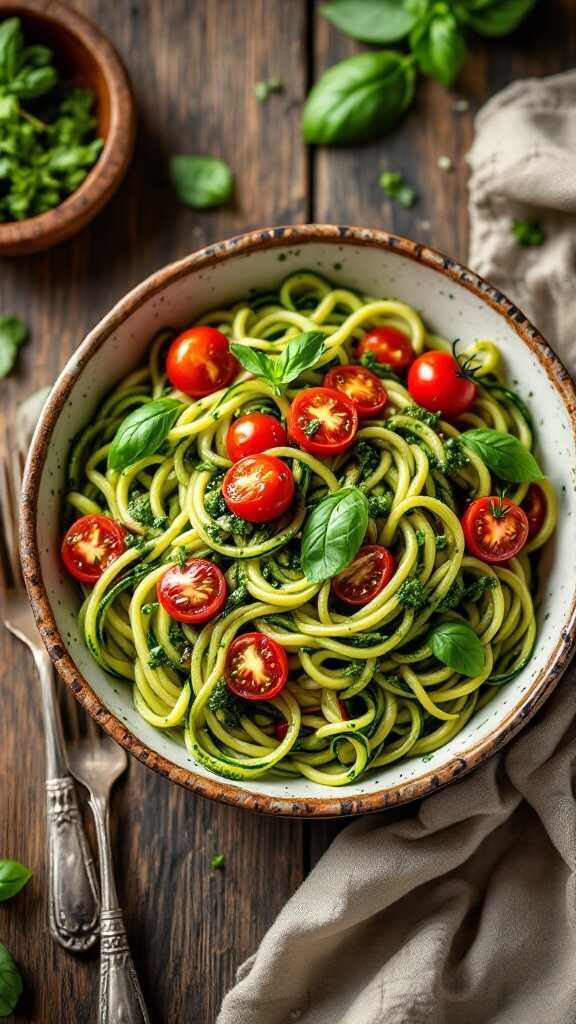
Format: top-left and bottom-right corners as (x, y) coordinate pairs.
(225, 632), (289, 700)
(407, 350), (476, 420)
(157, 558), (227, 624)
(332, 544), (396, 605)
(462, 497), (529, 564)
(61, 514), (125, 584)
(288, 387), (358, 457)
(357, 326), (415, 372)
(226, 413), (287, 462)
(222, 454), (295, 523)
(323, 365), (388, 419)
(523, 484), (547, 539)
(166, 326), (239, 398)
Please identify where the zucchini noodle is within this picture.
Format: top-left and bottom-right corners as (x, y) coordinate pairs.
(64, 273), (556, 787)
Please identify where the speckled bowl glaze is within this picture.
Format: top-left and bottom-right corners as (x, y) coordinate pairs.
(20, 225), (576, 817)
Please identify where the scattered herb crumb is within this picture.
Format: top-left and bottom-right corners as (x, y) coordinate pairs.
(512, 219), (546, 247)
(0, 316), (28, 378)
(379, 171), (417, 209)
(254, 78), (283, 103)
(437, 155), (453, 172)
(211, 853), (225, 870)
(303, 418), (321, 438)
(169, 155), (234, 210)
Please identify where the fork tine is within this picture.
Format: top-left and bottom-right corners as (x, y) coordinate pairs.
(0, 454), (20, 585)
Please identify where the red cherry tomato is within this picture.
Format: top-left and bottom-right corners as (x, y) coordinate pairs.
(357, 326), (415, 372)
(461, 497), (529, 564)
(225, 632), (288, 701)
(166, 326), (238, 397)
(323, 365), (387, 419)
(407, 350), (476, 420)
(157, 558), (227, 624)
(222, 454), (295, 523)
(226, 413), (287, 462)
(332, 545), (396, 605)
(61, 514), (125, 584)
(523, 484), (547, 539)
(274, 700), (348, 740)
(288, 387), (358, 457)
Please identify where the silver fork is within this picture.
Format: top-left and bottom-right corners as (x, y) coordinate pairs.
(67, 713), (151, 1024)
(0, 419), (100, 952)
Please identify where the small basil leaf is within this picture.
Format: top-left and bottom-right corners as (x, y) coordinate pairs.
(109, 399), (183, 472)
(0, 943), (22, 1017)
(0, 315), (28, 379)
(429, 622), (486, 677)
(411, 9), (467, 87)
(0, 859), (32, 902)
(0, 18), (24, 84)
(301, 487), (369, 583)
(169, 155), (234, 210)
(462, 429), (544, 483)
(8, 65), (57, 99)
(275, 331), (326, 382)
(319, 0), (417, 44)
(21, 44), (53, 68)
(302, 50), (416, 146)
(229, 344), (275, 380)
(455, 0), (536, 36)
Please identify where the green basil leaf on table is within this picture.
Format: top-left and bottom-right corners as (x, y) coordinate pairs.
(454, 0), (537, 37)
(301, 487), (369, 583)
(109, 399), (183, 472)
(429, 622), (486, 677)
(302, 50), (416, 145)
(0, 859), (32, 902)
(0, 315), (28, 379)
(0, 18), (23, 84)
(319, 0), (417, 44)
(462, 429), (544, 483)
(410, 8), (467, 87)
(231, 332), (325, 394)
(169, 155), (234, 210)
(0, 943), (22, 1017)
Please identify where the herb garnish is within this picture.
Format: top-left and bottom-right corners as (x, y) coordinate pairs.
(254, 78), (282, 102)
(380, 170), (417, 208)
(230, 332), (325, 396)
(512, 219), (546, 247)
(0, 316), (28, 378)
(169, 155), (234, 210)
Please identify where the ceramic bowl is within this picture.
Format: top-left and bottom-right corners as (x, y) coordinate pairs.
(0, 0), (135, 255)
(20, 225), (576, 817)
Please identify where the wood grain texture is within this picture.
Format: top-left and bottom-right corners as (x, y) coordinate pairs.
(0, 0), (575, 1019)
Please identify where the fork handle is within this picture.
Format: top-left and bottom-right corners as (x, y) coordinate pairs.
(90, 795), (151, 1024)
(46, 777), (100, 952)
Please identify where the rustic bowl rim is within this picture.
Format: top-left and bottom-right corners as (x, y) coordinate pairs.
(20, 224), (576, 818)
(0, 0), (135, 253)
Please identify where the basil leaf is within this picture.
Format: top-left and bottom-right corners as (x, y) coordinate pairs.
(0, 18), (23, 84)
(230, 332), (325, 393)
(319, 0), (417, 44)
(0, 859), (32, 902)
(8, 65), (57, 99)
(109, 399), (183, 472)
(301, 487), (369, 583)
(169, 155), (234, 210)
(302, 50), (416, 145)
(411, 9), (467, 87)
(455, 0), (536, 36)
(462, 429), (544, 483)
(429, 622), (486, 677)
(0, 316), (28, 379)
(0, 943), (22, 1017)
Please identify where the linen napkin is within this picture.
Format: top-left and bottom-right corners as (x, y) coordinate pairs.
(217, 71), (576, 1024)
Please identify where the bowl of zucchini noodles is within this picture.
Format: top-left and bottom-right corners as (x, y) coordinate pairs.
(21, 225), (576, 817)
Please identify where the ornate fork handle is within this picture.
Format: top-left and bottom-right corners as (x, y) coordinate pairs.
(90, 794), (150, 1024)
(46, 777), (100, 951)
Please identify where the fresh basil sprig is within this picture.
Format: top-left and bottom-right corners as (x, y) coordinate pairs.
(410, 7), (467, 87)
(169, 155), (234, 210)
(109, 399), (183, 473)
(302, 51), (416, 145)
(462, 429), (544, 483)
(230, 331), (325, 395)
(0, 943), (22, 1017)
(0, 859), (32, 902)
(0, 316), (28, 378)
(454, 0), (536, 37)
(429, 622), (486, 677)
(319, 0), (418, 43)
(301, 487), (369, 583)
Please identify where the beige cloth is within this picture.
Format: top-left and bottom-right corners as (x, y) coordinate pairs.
(217, 72), (576, 1024)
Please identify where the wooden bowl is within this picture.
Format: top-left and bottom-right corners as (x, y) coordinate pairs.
(0, 0), (135, 254)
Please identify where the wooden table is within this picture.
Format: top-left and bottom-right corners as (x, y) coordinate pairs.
(1, 2), (574, 1020)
